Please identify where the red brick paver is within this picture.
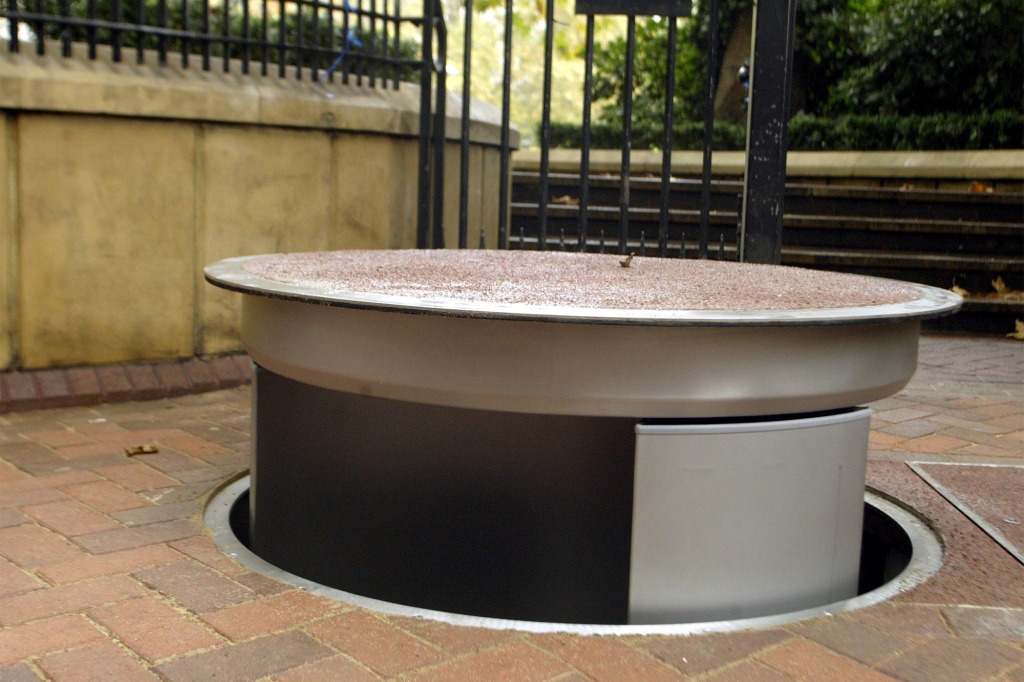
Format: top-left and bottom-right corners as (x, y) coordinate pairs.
(37, 639), (160, 681)
(0, 615), (105, 666)
(90, 595), (225, 663)
(1, 334), (1022, 680)
(1, 355), (252, 413)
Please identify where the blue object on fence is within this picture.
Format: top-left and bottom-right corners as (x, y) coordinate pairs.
(319, 28), (364, 85)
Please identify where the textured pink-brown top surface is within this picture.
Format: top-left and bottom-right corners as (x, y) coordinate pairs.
(239, 250), (920, 312)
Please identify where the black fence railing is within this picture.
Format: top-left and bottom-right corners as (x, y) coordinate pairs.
(3, 1), (800, 263)
(3, 0), (450, 248)
(2, 0), (418, 87)
(429, 0), (797, 263)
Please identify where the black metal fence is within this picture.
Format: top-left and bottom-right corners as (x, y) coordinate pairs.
(2, 0), (415, 86)
(423, 0), (796, 262)
(414, 1), (715, 255)
(3, 1), (796, 262)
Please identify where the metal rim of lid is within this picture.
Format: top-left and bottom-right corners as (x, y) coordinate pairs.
(205, 255), (962, 328)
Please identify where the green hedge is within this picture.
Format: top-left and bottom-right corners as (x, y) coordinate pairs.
(547, 121), (747, 151)
(788, 111), (1024, 150)
(547, 111), (1023, 151)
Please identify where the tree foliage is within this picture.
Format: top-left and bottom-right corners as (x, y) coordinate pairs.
(592, 0), (1023, 128)
(592, 0), (868, 128)
(591, 16), (703, 130)
(826, 0), (1024, 115)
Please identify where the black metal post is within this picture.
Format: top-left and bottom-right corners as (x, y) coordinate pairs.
(699, 0), (720, 259)
(618, 15), (635, 255)
(277, 0), (285, 77)
(458, 0), (473, 249)
(391, 0), (399, 87)
(341, 0), (351, 83)
(578, 15), (595, 253)
(6, 0), (19, 53)
(104, 0), (114, 59)
(416, 0), (435, 249)
(658, 17), (677, 257)
(157, 0), (168, 66)
(223, 0), (231, 72)
(309, 0), (319, 80)
(355, 0), (364, 85)
(202, 0), (211, 70)
(87, 0), (97, 59)
(241, 0), (251, 73)
(135, 0), (144, 62)
(431, 10), (447, 249)
(497, 0), (513, 249)
(295, 0), (304, 78)
(260, 0), (268, 75)
(369, 0), (377, 87)
(537, 0), (556, 251)
(393, 0), (402, 89)
(739, 0), (798, 264)
(35, 0), (46, 55)
(181, 0), (189, 67)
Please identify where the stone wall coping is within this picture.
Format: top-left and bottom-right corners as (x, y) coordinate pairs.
(0, 45), (515, 147)
(513, 148), (1024, 180)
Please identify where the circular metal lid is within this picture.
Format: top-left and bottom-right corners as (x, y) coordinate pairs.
(205, 250), (961, 327)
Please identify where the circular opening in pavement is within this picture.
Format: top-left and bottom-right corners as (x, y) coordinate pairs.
(205, 476), (942, 635)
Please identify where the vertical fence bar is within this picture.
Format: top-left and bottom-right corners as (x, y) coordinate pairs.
(311, 0), (320, 79)
(157, 0), (168, 65)
(296, 0), (305, 78)
(242, 0), (251, 73)
(6, 0), (19, 53)
(181, 0), (190, 67)
(618, 15), (635, 255)
(379, 0), (388, 86)
(699, 0), (720, 259)
(457, 0), (473, 249)
(325, 0), (335, 83)
(659, 17), (677, 257)
(497, 0), (513, 249)
(135, 0), (144, 62)
(431, 11), (447, 248)
(201, 0), (211, 69)
(277, 0), (286, 76)
(224, 0), (233, 72)
(34, 0), (45, 55)
(537, 0), (556, 251)
(368, 0), (377, 86)
(392, 0), (401, 89)
(740, 0), (797, 263)
(341, 0), (350, 83)
(416, 0), (435, 249)
(112, 0), (123, 61)
(356, 0), (365, 84)
(60, 0), (72, 57)
(260, 0), (269, 74)
(87, 0), (97, 59)
(578, 14), (595, 253)
(4, 0), (15, 51)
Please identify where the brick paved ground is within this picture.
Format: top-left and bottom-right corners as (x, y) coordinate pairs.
(1, 333), (1022, 681)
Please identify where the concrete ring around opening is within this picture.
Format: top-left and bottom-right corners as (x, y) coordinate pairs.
(204, 474), (943, 636)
